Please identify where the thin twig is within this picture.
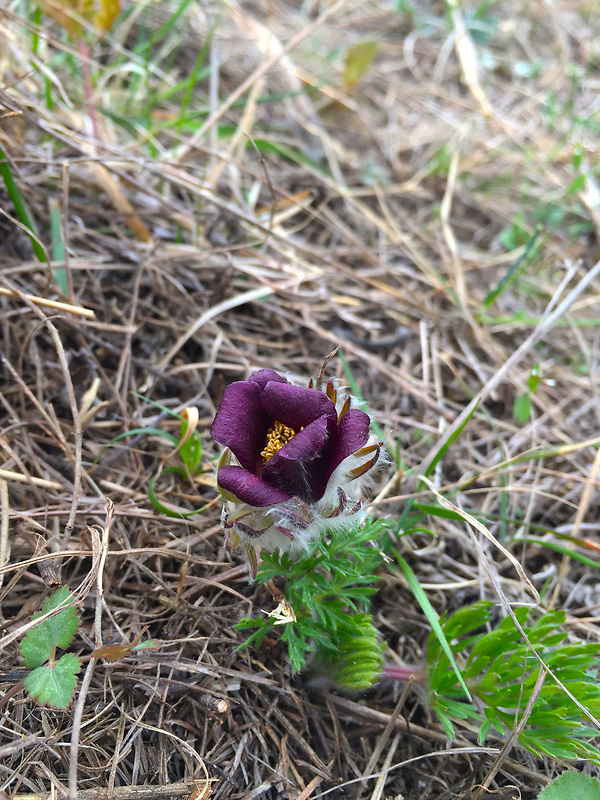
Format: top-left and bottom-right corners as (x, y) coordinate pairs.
(0, 287), (94, 317)
(15, 783), (212, 800)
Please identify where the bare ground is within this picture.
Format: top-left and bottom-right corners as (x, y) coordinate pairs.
(1, 0), (600, 798)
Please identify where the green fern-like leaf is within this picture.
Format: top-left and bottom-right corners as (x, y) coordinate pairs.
(427, 602), (600, 764)
(317, 614), (385, 690)
(238, 521), (386, 675)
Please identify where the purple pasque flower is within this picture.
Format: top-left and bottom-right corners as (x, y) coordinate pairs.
(211, 369), (382, 578)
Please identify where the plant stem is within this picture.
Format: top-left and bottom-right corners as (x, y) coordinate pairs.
(78, 40), (100, 146)
(382, 664), (423, 682)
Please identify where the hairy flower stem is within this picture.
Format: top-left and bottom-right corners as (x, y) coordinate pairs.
(382, 664), (423, 683)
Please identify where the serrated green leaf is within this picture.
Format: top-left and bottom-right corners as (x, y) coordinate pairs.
(21, 587), (78, 668)
(23, 652), (81, 709)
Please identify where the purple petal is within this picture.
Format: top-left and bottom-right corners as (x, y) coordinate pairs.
(218, 465), (292, 507)
(325, 409), (371, 483)
(249, 369), (287, 389)
(211, 381), (270, 471)
(259, 382), (337, 429)
(264, 415), (329, 466)
(262, 415), (334, 503)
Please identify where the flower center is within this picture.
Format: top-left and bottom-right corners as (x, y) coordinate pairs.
(261, 420), (297, 463)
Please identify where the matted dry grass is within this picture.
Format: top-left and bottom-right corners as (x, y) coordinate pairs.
(1, 0), (600, 798)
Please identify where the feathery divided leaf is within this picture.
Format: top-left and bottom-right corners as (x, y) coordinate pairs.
(235, 518), (387, 683)
(427, 601), (600, 763)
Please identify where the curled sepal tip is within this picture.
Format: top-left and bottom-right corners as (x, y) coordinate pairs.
(348, 443), (381, 482)
(247, 545), (259, 581)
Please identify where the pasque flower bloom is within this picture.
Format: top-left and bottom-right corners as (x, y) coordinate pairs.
(211, 369), (382, 577)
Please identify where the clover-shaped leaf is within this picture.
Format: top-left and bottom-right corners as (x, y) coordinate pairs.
(23, 653), (81, 709)
(20, 586), (79, 668)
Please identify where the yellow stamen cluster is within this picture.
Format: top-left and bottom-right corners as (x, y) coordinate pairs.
(261, 420), (297, 463)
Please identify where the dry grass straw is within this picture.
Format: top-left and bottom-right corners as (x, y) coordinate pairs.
(1, 0), (600, 797)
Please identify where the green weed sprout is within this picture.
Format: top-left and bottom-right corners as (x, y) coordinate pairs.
(20, 586), (159, 709)
(146, 407), (208, 517)
(427, 601), (600, 763)
(538, 771), (600, 800)
(20, 586), (81, 709)
(101, 403), (210, 518)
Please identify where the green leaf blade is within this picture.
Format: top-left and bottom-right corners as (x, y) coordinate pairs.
(394, 551), (471, 701)
(21, 586), (79, 668)
(23, 653), (81, 709)
(538, 771), (600, 800)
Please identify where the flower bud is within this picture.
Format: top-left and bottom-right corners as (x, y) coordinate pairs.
(316, 614), (385, 691)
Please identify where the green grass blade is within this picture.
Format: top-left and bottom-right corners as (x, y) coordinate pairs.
(134, 0), (194, 59)
(413, 503), (465, 521)
(338, 349), (386, 443)
(393, 551), (471, 701)
(422, 400), (479, 481)
(483, 227), (542, 308)
(247, 139), (329, 176)
(31, 7), (53, 109)
(0, 147), (46, 262)
(178, 17), (219, 129)
(147, 468), (211, 518)
(518, 538), (600, 570)
(49, 198), (67, 295)
(92, 428), (179, 468)
(131, 393), (187, 420)
(394, 401), (478, 540)
(31, 6), (42, 53)
(105, 427), (179, 446)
